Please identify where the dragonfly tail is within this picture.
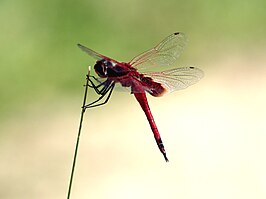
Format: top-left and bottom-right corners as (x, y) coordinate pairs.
(163, 153), (169, 162)
(134, 92), (169, 162)
(156, 138), (169, 162)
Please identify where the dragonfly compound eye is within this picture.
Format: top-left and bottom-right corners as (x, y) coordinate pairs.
(94, 61), (107, 77)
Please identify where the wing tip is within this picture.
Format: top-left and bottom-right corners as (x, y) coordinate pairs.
(77, 43), (83, 48)
(190, 66), (205, 79)
(174, 31), (185, 36)
(173, 32), (187, 44)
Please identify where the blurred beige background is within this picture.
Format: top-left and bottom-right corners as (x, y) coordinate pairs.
(0, 0), (266, 199)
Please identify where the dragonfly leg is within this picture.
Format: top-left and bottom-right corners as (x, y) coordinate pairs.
(83, 82), (115, 109)
(86, 76), (109, 95)
(88, 75), (102, 84)
(86, 75), (103, 89)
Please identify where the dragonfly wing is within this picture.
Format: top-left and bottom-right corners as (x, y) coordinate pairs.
(77, 44), (106, 60)
(77, 44), (120, 64)
(144, 67), (204, 94)
(129, 32), (187, 72)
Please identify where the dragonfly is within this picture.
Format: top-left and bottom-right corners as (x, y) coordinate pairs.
(77, 32), (204, 162)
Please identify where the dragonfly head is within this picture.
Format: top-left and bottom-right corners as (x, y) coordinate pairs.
(94, 60), (112, 78)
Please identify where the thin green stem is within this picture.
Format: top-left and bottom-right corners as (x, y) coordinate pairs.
(67, 67), (91, 199)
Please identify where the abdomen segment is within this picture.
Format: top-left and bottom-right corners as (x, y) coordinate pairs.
(133, 92), (169, 162)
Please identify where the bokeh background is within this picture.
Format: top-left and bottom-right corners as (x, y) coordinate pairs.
(1, 0), (266, 198)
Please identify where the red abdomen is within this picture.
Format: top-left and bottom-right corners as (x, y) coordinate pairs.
(133, 92), (168, 161)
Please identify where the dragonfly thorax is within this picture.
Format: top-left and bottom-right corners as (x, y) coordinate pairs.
(95, 59), (132, 78)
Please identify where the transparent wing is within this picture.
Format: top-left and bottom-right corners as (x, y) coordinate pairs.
(144, 67), (204, 94)
(77, 44), (105, 60)
(77, 44), (119, 64)
(129, 32), (187, 72)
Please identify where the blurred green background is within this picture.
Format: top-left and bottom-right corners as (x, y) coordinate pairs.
(1, 0), (266, 199)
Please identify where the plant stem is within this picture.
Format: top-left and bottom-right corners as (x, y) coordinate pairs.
(67, 67), (91, 199)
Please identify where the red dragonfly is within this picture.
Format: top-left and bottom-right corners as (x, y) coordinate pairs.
(78, 32), (204, 162)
